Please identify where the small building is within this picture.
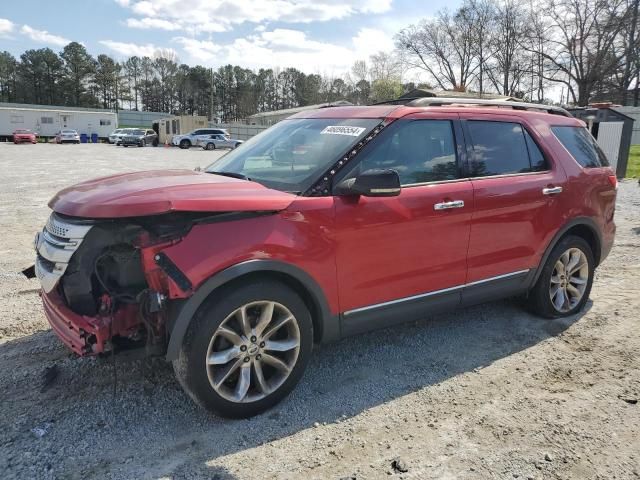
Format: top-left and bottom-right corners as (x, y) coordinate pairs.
(568, 105), (634, 178)
(156, 115), (208, 144)
(118, 109), (172, 128)
(247, 101), (353, 126)
(0, 102), (117, 140)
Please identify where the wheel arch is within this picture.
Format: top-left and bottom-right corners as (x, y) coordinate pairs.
(165, 259), (338, 360)
(531, 217), (602, 287)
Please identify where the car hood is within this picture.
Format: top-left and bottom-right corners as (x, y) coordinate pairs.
(49, 169), (297, 218)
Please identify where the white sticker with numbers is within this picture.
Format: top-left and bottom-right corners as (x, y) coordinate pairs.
(320, 125), (366, 137)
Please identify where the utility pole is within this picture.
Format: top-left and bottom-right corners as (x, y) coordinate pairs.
(210, 67), (214, 122)
(623, 0), (639, 105)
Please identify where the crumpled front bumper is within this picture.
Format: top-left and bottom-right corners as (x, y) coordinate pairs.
(42, 289), (108, 355)
(42, 289), (140, 356)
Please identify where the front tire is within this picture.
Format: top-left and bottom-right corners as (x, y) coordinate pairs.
(527, 235), (594, 318)
(173, 280), (313, 418)
(179, 139), (191, 149)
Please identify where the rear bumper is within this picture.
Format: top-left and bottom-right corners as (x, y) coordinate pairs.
(42, 289), (141, 356)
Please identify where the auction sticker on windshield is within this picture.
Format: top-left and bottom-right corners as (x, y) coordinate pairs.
(320, 126), (366, 136)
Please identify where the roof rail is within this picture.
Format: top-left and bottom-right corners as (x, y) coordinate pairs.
(376, 96), (572, 117)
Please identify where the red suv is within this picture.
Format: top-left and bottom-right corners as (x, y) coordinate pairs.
(33, 99), (616, 418)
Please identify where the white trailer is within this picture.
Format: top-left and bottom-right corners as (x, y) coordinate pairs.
(0, 104), (118, 140)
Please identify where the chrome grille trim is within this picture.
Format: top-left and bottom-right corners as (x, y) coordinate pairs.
(35, 214), (94, 293)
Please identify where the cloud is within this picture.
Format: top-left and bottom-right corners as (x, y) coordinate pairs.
(115, 0), (392, 33)
(20, 25), (70, 46)
(174, 27), (396, 74)
(99, 40), (178, 59)
(125, 17), (181, 31)
(0, 18), (14, 37)
(352, 28), (395, 59)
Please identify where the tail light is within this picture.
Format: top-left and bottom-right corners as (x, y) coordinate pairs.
(608, 175), (618, 190)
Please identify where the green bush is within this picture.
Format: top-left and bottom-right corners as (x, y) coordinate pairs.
(627, 145), (640, 178)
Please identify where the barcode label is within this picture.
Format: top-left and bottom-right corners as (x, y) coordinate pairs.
(320, 126), (366, 137)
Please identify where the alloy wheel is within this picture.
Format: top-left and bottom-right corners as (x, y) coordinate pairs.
(549, 247), (589, 313)
(205, 301), (301, 403)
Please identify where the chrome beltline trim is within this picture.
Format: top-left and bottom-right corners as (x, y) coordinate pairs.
(343, 269), (530, 316)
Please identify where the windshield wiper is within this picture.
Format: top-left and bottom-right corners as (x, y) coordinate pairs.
(208, 171), (251, 181)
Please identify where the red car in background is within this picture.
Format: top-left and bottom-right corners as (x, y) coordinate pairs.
(13, 129), (37, 144)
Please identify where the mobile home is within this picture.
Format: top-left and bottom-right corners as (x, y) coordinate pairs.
(156, 115), (208, 145)
(0, 103), (117, 140)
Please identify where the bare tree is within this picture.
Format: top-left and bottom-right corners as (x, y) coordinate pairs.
(537, 0), (629, 105)
(465, 0), (495, 96)
(369, 51), (403, 82)
(396, 8), (478, 91)
(485, 0), (529, 97)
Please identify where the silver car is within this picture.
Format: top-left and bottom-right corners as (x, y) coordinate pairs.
(108, 128), (130, 145)
(197, 134), (243, 150)
(172, 129), (230, 149)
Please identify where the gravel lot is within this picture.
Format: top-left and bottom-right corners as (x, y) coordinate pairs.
(1, 143), (639, 480)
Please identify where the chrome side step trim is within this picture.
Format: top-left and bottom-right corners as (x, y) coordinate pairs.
(464, 269), (530, 287)
(343, 269), (530, 317)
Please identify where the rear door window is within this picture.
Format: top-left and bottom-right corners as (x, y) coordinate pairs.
(466, 121), (541, 176)
(551, 126), (609, 167)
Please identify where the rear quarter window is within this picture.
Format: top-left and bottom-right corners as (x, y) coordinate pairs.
(551, 126), (609, 168)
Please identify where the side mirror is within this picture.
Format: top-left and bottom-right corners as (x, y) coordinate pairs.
(335, 169), (401, 197)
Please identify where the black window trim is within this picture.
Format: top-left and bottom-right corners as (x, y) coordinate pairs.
(331, 118), (468, 192)
(460, 118), (552, 180)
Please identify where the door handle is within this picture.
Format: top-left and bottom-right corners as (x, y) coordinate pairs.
(542, 186), (563, 195)
(434, 200), (465, 211)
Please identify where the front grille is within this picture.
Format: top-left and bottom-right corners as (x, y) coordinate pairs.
(35, 214), (94, 293)
(46, 215), (71, 237)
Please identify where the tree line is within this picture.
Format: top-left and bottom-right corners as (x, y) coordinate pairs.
(0, 0), (637, 123)
(397, 0), (638, 106)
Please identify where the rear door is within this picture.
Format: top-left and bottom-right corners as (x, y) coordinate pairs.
(459, 114), (567, 302)
(333, 113), (473, 334)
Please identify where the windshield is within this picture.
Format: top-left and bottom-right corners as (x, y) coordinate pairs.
(205, 118), (380, 193)
(131, 129), (144, 135)
(62, 130), (76, 134)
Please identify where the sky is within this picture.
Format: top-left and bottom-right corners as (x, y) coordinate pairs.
(0, 0), (459, 78)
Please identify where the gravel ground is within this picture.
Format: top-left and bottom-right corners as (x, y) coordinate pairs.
(0, 143), (639, 480)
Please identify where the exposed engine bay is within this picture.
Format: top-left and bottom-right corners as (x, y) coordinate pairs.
(33, 211), (231, 356)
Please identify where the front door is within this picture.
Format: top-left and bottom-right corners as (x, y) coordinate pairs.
(332, 114), (473, 334)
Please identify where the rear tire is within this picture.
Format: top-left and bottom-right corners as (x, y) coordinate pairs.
(526, 235), (594, 318)
(173, 280), (313, 418)
(206, 143), (215, 150)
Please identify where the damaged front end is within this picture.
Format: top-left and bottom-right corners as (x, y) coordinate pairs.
(34, 212), (191, 357)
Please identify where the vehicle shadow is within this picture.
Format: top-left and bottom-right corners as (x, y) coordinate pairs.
(0, 298), (588, 479)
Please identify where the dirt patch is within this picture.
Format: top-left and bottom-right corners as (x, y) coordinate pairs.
(0, 144), (638, 479)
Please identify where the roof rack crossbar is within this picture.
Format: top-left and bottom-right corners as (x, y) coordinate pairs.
(375, 97), (572, 117)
